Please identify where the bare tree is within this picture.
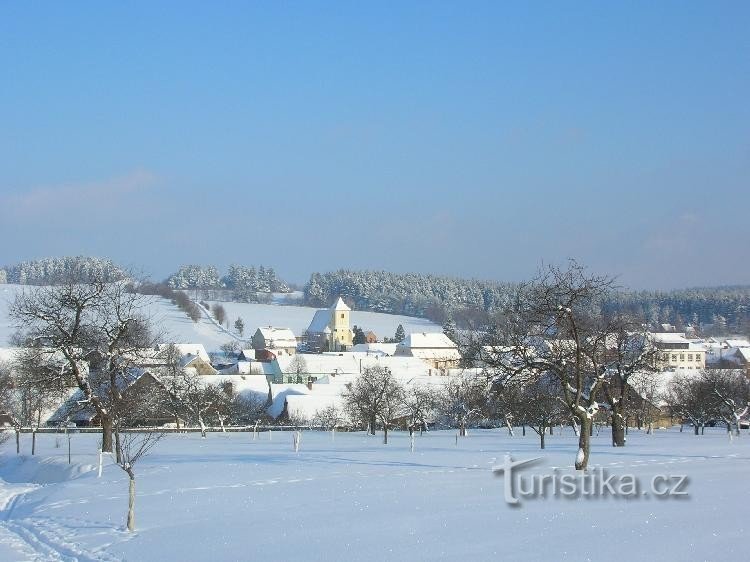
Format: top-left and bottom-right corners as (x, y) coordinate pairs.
(313, 405), (343, 430)
(285, 355), (308, 383)
(403, 384), (438, 433)
(115, 431), (163, 531)
(600, 318), (659, 446)
(10, 276), (160, 453)
(502, 376), (566, 449)
(438, 375), (485, 436)
(475, 261), (614, 469)
(665, 372), (717, 435)
(342, 366), (405, 443)
(211, 303), (227, 326)
(702, 369), (749, 436)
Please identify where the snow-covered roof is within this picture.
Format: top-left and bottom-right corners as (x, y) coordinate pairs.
(398, 332), (457, 350)
(332, 297), (351, 312)
(307, 309), (331, 334)
(351, 343), (398, 356)
(725, 339), (750, 349)
(254, 327), (297, 349)
(650, 333), (689, 345)
(219, 360), (274, 376)
(395, 332), (460, 362)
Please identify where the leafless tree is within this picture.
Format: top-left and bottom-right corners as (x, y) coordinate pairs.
(599, 318), (659, 446)
(115, 431), (163, 531)
(664, 372), (717, 435)
(285, 355), (308, 383)
(702, 369), (749, 436)
(474, 261), (614, 469)
(438, 375), (485, 436)
(10, 276), (160, 453)
(403, 384), (438, 433)
(342, 366), (405, 443)
(501, 376), (566, 449)
(211, 303), (227, 326)
(313, 405), (343, 430)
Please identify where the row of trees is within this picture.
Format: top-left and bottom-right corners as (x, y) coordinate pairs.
(666, 369), (749, 436)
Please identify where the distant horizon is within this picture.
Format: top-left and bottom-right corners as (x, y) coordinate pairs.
(2, 2), (748, 291)
(2, 254), (750, 293)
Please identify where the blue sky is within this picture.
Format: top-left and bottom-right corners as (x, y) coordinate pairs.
(1, 1), (748, 289)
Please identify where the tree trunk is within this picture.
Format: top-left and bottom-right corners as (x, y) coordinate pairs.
(459, 420), (466, 437)
(32, 429), (37, 456)
(15, 428), (20, 454)
(383, 424), (388, 444)
(101, 416), (114, 453)
(540, 430), (545, 450)
(575, 418), (591, 470)
(694, 424), (699, 435)
(115, 429), (122, 464)
(199, 417), (207, 438)
(369, 415), (376, 436)
(611, 405), (626, 447)
(549, 425), (553, 436)
(126, 473), (136, 531)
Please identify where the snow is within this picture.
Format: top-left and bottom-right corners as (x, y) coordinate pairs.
(2, 428), (749, 561)
(0, 285), (439, 351)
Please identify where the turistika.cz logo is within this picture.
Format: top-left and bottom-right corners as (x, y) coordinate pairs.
(492, 454), (689, 506)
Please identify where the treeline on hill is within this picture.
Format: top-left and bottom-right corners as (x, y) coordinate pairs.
(166, 264), (291, 301)
(604, 287), (750, 336)
(1, 256), (125, 285)
(304, 269), (516, 325)
(304, 269), (750, 335)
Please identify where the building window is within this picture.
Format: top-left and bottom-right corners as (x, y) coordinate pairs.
(688, 354), (693, 361)
(679, 354), (685, 361)
(341, 313), (345, 319)
(672, 354), (677, 361)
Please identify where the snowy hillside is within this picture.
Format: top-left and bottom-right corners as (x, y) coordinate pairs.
(204, 300), (439, 341)
(0, 285), (440, 350)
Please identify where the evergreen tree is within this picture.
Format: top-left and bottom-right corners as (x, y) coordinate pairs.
(353, 326), (366, 345)
(394, 324), (406, 342)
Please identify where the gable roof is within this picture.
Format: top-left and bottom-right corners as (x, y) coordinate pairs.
(332, 297), (351, 312)
(398, 332), (457, 350)
(307, 309), (331, 334)
(255, 327), (297, 348)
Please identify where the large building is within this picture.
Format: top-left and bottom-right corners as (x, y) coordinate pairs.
(305, 297), (353, 352)
(651, 333), (706, 370)
(395, 332), (461, 370)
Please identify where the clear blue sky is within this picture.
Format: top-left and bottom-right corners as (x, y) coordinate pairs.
(1, 1), (748, 289)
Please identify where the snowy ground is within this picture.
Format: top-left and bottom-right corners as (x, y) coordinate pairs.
(0, 285), (439, 350)
(0, 427), (747, 561)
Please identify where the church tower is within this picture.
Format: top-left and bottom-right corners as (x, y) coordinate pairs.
(329, 297), (353, 351)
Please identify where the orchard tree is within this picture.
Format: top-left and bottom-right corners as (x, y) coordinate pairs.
(475, 261), (614, 470)
(599, 318), (659, 446)
(10, 275), (159, 453)
(342, 366), (405, 443)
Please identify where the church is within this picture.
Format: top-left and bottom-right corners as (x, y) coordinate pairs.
(305, 297), (353, 352)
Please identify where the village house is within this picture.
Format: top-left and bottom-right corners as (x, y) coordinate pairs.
(251, 327), (297, 359)
(395, 332), (461, 370)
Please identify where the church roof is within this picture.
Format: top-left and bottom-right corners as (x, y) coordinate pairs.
(332, 297), (351, 311)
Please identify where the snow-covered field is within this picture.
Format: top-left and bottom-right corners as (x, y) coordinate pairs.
(1, 427), (747, 561)
(0, 285), (439, 350)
